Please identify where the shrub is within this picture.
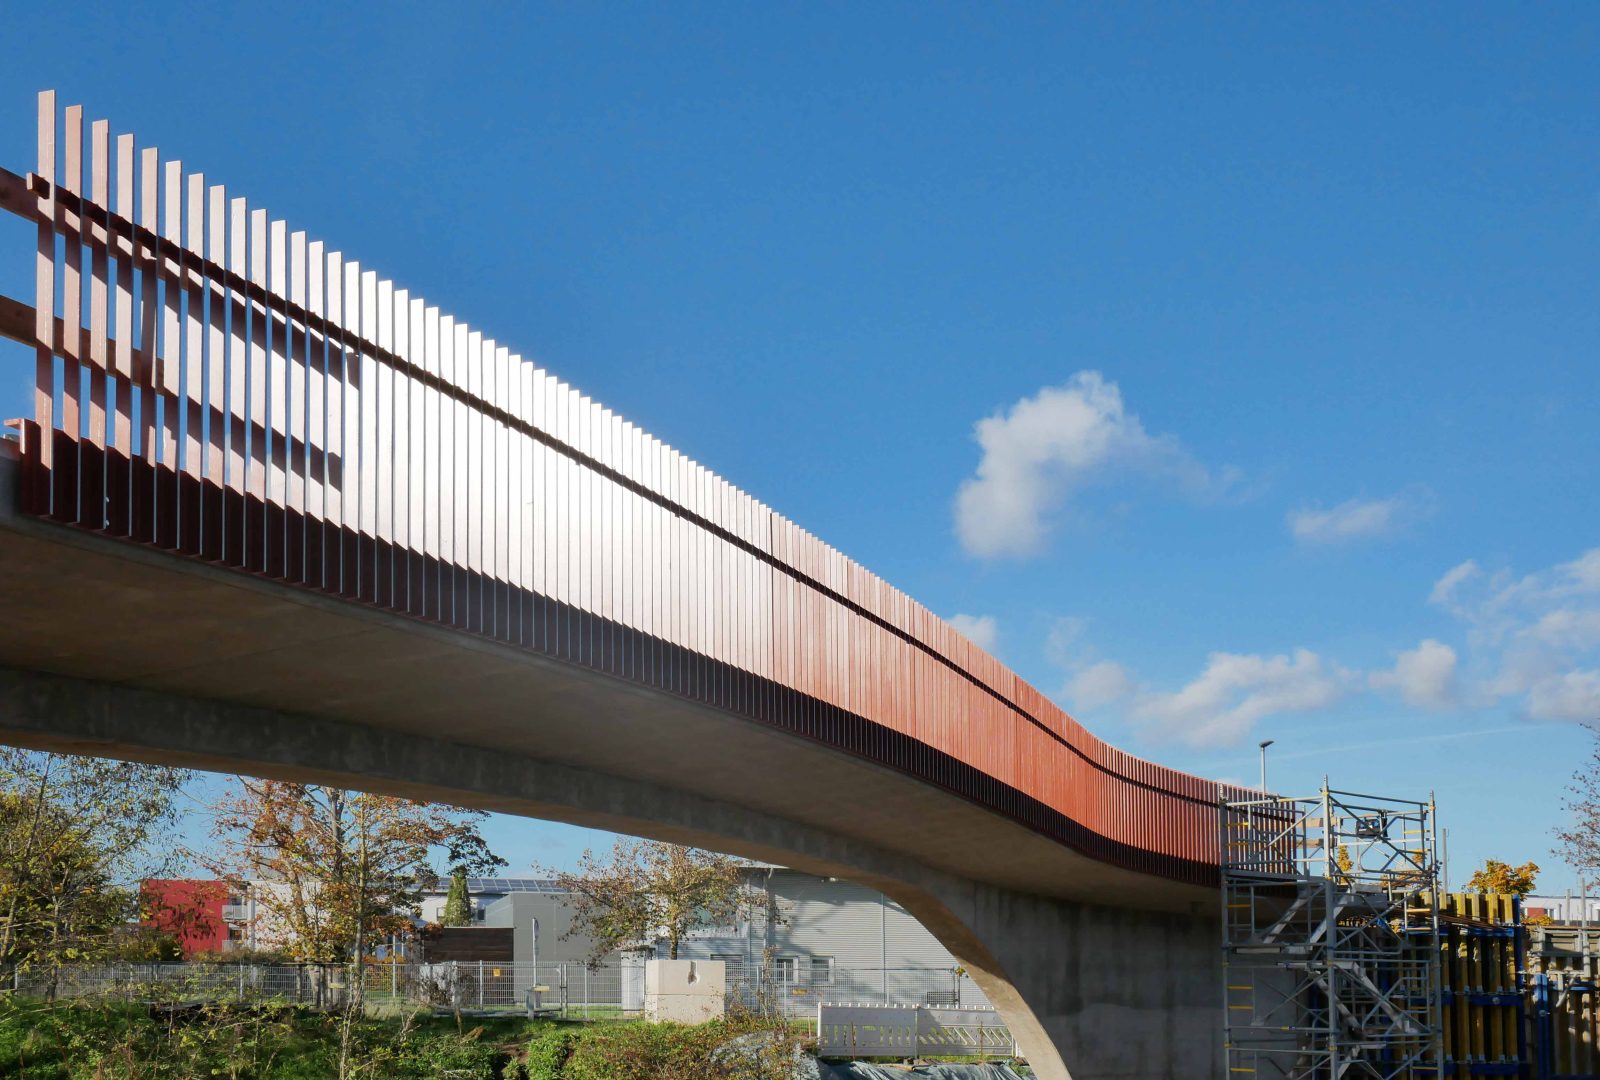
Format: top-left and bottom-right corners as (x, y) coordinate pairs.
(561, 1021), (718, 1080)
(523, 1027), (576, 1080)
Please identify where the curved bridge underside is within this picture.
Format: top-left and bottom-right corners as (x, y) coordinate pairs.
(0, 92), (1240, 1078)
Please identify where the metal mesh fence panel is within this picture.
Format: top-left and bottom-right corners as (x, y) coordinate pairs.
(12, 960), (995, 1023)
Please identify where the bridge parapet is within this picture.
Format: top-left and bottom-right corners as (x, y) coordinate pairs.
(5, 90), (1251, 889)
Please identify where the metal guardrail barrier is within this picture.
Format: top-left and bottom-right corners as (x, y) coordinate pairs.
(816, 1003), (1018, 1060)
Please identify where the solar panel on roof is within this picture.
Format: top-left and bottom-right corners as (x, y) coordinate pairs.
(458, 877), (563, 893)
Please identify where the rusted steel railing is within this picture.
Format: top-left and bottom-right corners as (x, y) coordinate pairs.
(3, 91), (1251, 885)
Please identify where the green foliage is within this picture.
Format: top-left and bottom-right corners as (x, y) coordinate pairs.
(552, 839), (749, 962)
(561, 1015), (811, 1080)
(442, 868), (474, 927)
(105, 925), (185, 963)
(0, 749), (189, 977)
(0, 997), (540, 1079)
(0, 999), (817, 1080)
(560, 1021), (713, 1080)
(523, 1028), (576, 1080)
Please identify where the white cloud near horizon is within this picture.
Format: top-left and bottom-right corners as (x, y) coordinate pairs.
(1129, 648), (1350, 749)
(947, 613), (999, 653)
(1047, 615), (1353, 748)
(1287, 489), (1434, 546)
(1035, 546), (1600, 752)
(1429, 546), (1600, 722)
(953, 372), (1232, 559)
(1369, 638), (1458, 708)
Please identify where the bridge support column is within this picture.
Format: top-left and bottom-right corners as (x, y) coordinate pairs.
(897, 884), (1221, 1080)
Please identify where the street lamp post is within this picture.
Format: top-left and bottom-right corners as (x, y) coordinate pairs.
(1258, 739), (1275, 793)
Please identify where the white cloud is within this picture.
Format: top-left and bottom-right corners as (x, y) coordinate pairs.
(1044, 616), (1132, 710)
(1429, 559), (1480, 609)
(1525, 670), (1600, 721)
(948, 613), (999, 653)
(1369, 639), (1457, 708)
(1066, 660), (1135, 710)
(1288, 489), (1434, 546)
(953, 372), (1229, 559)
(1034, 545), (1600, 744)
(1430, 546), (1600, 723)
(1131, 648), (1349, 749)
(1527, 609), (1600, 651)
(1563, 549), (1600, 592)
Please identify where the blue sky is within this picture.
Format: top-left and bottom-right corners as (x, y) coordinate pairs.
(1, 3), (1596, 892)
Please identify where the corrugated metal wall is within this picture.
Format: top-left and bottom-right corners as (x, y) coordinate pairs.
(11, 91), (1250, 890)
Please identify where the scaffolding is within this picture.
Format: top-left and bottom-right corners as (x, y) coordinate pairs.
(1220, 782), (1443, 1078)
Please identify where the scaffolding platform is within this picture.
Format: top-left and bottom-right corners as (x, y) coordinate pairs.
(1220, 782), (1443, 1078)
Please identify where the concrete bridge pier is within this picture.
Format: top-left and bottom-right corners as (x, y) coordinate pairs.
(899, 883), (1221, 1080)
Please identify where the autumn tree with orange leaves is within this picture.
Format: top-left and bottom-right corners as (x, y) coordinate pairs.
(210, 781), (505, 964)
(210, 781), (504, 1078)
(1466, 859), (1539, 896)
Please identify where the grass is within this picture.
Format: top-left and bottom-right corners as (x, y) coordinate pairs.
(0, 996), (819, 1079)
(0, 996), (553, 1079)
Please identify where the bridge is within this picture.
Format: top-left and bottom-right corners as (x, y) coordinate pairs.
(0, 91), (1247, 1079)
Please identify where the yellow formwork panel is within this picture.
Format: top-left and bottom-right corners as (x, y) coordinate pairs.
(1435, 891), (1523, 1073)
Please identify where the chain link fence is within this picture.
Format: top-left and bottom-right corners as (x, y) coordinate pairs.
(8, 962), (350, 1008)
(6, 960), (993, 1022)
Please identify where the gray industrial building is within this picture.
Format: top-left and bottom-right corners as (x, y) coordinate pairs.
(420, 866), (992, 1010)
(414, 877), (603, 965)
(673, 866), (991, 1008)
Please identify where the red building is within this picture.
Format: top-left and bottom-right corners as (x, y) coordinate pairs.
(141, 879), (234, 958)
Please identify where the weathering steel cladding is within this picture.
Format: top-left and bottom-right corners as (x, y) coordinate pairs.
(11, 91), (1253, 889)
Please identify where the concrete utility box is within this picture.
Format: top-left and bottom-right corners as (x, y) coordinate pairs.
(644, 958), (725, 1023)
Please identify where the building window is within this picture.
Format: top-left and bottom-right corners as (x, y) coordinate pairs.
(810, 956), (834, 986)
(773, 957), (797, 983)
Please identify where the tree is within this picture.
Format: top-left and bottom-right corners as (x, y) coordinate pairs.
(1558, 722), (1600, 887)
(551, 838), (748, 963)
(0, 748), (189, 981)
(208, 780), (504, 1080)
(440, 869), (472, 927)
(1466, 859), (1539, 896)
(209, 781), (504, 964)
